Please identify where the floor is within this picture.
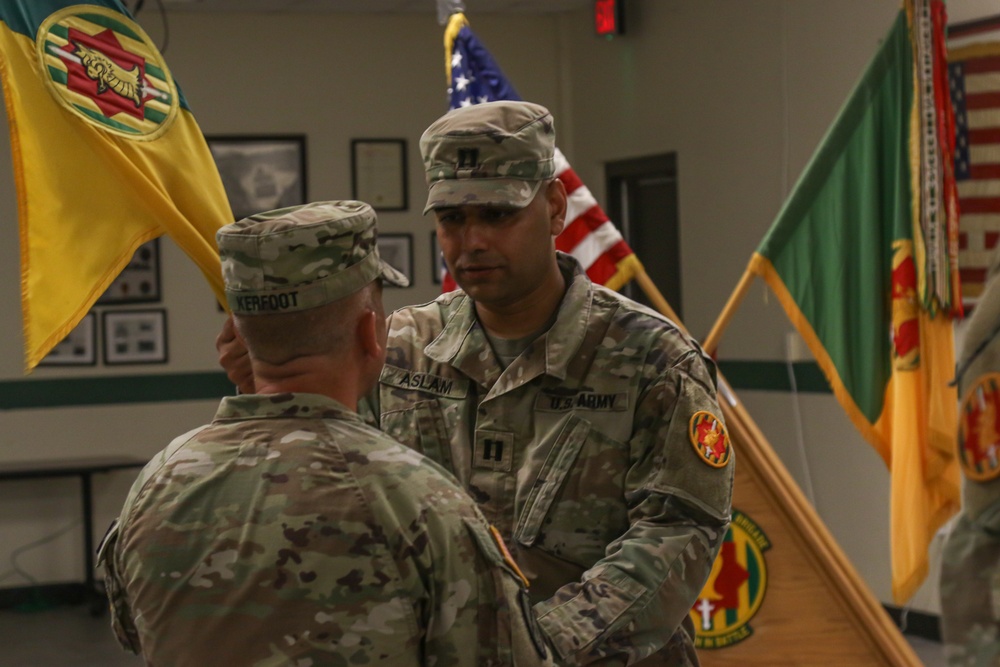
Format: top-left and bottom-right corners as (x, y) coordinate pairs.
(2, 603), (142, 667)
(0, 601), (948, 667)
(909, 635), (947, 666)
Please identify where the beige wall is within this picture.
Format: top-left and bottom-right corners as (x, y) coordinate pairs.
(0, 0), (977, 616)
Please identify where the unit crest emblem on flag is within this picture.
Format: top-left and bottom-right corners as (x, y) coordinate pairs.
(36, 5), (179, 138)
(959, 373), (1000, 482)
(890, 240), (920, 371)
(689, 411), (731, 468)
(690, 509), (770, 649)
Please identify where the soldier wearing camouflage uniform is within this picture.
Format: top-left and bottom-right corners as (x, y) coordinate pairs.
(215, 103), (734, 665)
(373, 101), (734, 665)
(941, 250), (1000, 666)
(102, 201), (552, 666)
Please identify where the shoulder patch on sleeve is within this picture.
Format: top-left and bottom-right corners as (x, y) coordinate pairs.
(959, 373), (1000, 482)
(689, 411), (732, 468)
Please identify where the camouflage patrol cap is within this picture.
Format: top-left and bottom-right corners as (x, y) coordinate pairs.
(420, 100), (556, 214)
(218, 200), (408, 315)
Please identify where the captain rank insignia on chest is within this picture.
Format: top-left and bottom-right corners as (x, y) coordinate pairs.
(474, 430), (514, 472)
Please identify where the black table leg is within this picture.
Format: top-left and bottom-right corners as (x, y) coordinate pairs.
(80, 472), (105, 615)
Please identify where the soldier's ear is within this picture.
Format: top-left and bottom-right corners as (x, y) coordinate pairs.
(357, 309), (385, 364)
(546, 178), (567, 237)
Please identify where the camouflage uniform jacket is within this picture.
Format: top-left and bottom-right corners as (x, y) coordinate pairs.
(370, 254), (735, 665)
(100, 393), (550, 667)
(941, 258), (1000, 666)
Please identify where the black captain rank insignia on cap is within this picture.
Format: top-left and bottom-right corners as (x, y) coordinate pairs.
(457, 148), (479, 169)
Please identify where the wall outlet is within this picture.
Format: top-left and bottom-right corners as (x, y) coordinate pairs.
(785, 331), (812, 362)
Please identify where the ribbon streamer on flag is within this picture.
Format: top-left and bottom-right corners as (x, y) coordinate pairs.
(0, 0), (232, 371)
(440, 12), (639, 292)
(705, 0), (960, 603)
(912, 0), (961, 316)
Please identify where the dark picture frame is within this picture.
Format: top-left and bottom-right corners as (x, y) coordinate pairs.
(103, 309), (168, 365)
(39, 313), (97, 367)
(351, 139), (408, 211)
(207, 135), (307, 220)
(378, 233), (413, 286)
(430, 232), (446, 285)
(97, 239), (161, 304)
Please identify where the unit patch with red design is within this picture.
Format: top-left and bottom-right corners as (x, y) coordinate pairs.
(689, 411), (731, 468)
(959, 373), (1000, 482)
(690, 509), (770, 649)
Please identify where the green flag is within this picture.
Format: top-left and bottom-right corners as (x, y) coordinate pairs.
(748, 7), (959, 603)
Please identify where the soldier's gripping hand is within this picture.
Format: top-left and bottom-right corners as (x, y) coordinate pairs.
(216, 315), (255, 394)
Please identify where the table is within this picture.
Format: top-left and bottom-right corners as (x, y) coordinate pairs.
(0, 456), (147, 611)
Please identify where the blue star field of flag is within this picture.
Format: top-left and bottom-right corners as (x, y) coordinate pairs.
(448, 25), (522, 109)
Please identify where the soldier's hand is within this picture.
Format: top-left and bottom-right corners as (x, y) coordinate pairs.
(216, 315), (255, 394)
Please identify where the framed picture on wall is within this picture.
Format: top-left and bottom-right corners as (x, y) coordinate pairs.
(207, 135), (307, 220)
(430, 232), (446, 285)
(97, 239), (161, 304)
(378, 233), (413, 286)
(39, 313), (97, 367)
(351, 139), (407, 211)
(103, 309), (168, 365)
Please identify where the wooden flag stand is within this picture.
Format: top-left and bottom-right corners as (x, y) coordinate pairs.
(633, 262), (921, 665)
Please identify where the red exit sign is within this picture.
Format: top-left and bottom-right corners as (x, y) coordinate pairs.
(594, 0), (624, 36)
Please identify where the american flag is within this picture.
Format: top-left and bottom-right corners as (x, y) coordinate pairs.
(949, 15), (1000, 307)
(439, 13), (637, 292)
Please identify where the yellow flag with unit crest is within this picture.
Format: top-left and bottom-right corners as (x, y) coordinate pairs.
(0, 0), (232, 371)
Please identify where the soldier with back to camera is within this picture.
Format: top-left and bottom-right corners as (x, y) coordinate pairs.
(104, 200), (552, 667)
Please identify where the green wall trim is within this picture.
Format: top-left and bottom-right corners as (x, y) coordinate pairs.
(0, 372), (236, 410)
(0, 361), (828, 410)
(717, 360), (832, 394)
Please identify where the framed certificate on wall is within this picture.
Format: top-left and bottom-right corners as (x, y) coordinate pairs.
(351, 139), (407, 211)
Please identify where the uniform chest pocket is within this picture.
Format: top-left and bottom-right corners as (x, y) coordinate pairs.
(514, 416), (590, 547)
(380, 399), (454, 472)
(514, 414), (630, 569)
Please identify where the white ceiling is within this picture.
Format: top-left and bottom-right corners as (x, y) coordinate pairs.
(154, 0), (594, 13)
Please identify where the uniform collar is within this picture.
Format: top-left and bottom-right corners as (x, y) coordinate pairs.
(423, 296), (500, 388)
(214, 392), (358, 422)
(424, 253), (598, 391)
(537, 253), (595, 381)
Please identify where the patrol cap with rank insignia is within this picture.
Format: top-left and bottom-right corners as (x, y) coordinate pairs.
(218, 200), (408, 315)
(419, 100), (556, 214)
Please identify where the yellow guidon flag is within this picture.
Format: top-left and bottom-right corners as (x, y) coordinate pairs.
(0, 1), (232, 371)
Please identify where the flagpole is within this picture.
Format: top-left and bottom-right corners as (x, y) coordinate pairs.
(436, 0), (465, 24)
(624, 255), (923, 665)
(630, 262), (921, 664)
(629, 257), (755, 357)
(702, 263), (756, 356)
(717, 384), (924, 665)
(632, 263), (686, 334)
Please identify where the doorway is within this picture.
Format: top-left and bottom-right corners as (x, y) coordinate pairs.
(604, 153), (682, 320)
